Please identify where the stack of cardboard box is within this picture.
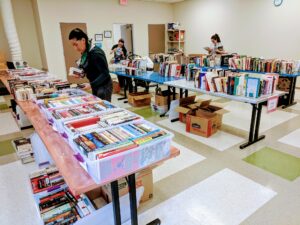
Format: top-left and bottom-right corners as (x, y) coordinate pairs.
(176, 96), (228, 137)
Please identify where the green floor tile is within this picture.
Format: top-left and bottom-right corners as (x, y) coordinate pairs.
(132, 107), (156, 118)
(0, 139), (17, 157)
(244, 147), (300, 181)
(0, 103), (9, 110)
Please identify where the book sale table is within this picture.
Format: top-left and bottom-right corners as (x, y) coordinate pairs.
(164, 79), (286, 149)
(111, 70), (287, 149)
(111, 71), (184, 102)
(0, 74), (180, 225)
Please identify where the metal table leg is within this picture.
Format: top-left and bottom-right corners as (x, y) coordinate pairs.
(185, 90), (188, 97)
(160, 86), (171, 118)
(128, 174), (138, 225)
(180, 88), (183, 98)
(118, 77), (128, 102)
(240, 103), (265, 149)
(111, 180), (122, 225)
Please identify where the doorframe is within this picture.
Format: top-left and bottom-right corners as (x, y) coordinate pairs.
(113, 23), (135, 55)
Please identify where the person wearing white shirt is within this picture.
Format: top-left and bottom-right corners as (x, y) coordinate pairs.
(204, 33), (226, 56)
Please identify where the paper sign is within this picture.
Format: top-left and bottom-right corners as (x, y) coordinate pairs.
(267, 95), (279, 113)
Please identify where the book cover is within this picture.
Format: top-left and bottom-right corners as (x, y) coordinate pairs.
(245, 77), (261, 98)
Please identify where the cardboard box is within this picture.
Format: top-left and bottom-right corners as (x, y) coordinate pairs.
(112, 80), (120, 94)
(186, 104), (228, 137)
(102, 168), (153, 203)
(85, 187), (108, 209)
(155, 90), (179, 106)
(186, 112), (218, 138)
(128, 92), (151, 107)
(175, 96), (211, 123)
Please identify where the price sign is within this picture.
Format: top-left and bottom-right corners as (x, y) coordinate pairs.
(267, 95), (279, 113)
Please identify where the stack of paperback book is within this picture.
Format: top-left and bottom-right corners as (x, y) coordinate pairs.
(159, 62), (183, 77)
(229, 56), (300, 74)
(30, 166), (96, 225)
(63, 109), (141, 136)
(12, 138), (35, 164)
(51, 101), (115, 120)
(74, 121), (171, 160)
(193, 69), (279, 98)
(42, 95), (99, 109)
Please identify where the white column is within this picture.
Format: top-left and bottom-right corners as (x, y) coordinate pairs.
(0, 0), (23, 61)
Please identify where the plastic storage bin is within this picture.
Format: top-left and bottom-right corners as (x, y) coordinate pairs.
(70, 120), (173, 184)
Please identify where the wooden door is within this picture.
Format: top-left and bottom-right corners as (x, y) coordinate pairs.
(148, 24), (165, 55)
(60, 23), (88, 84)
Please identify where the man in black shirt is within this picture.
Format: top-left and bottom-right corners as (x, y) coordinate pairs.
(69, 28), (112, 102)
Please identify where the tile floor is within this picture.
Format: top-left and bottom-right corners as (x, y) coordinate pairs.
(278, 128), (300, 149)
(157, 119), (245, 151)
(125, 169), (276, 225)
(0, 112), (20, 136)
(1, 89), (300, 225)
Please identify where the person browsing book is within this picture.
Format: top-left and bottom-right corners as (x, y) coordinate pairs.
(204, 34), (226, 56)
(110, 38), (127, 62)
(69, 28), (112, 102)
(110, 39), (133, 92)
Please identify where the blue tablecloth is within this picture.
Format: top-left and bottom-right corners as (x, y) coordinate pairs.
(112, 71), (184, 85)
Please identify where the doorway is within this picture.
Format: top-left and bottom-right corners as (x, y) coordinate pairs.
(148, 24), (165, 56)
(60, 22), (88, 84)
(113, 23), (134, 56)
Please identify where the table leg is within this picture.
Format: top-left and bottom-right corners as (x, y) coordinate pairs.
(128, 174), (138, 225)
(240, 103), (265, 149)
(111, 180), (122, 225)
(118, 77), (128, 102)
(167, 86), (171, 110)
(282, 77), (297, 109)
(172, 87), (176, 101)
(180, 88), (183, 98)
(185, 90), (188, 98)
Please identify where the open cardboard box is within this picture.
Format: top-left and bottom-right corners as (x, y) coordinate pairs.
(155, 89), (179, 106)
(176, 96), (212, 123)
(128, 92), (151, 107)
(101, 168), (153, 203)
(186, 103), (228, 138)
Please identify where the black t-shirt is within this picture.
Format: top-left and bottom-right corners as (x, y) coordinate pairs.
(81, 46), (111, 89)
(111, 44), (127, 60)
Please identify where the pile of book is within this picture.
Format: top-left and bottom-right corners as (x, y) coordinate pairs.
(30, 166), (95, 225)
(12, 138), (35, 164)
(74, 121), (170, 160)
(229, 56), (300, 74)
(51, 101), (115, 120)
(63, 109), (141, 136)
(43, 95), (99, 109)
(193, 69), (279, 98)
(189, 55), (214, 67)
(159, 62), (183, 77)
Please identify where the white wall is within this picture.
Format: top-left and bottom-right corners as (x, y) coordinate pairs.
(173, 0), (300, 86)
(35, 0), (173, 79)
(174, 0), (300, 59)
